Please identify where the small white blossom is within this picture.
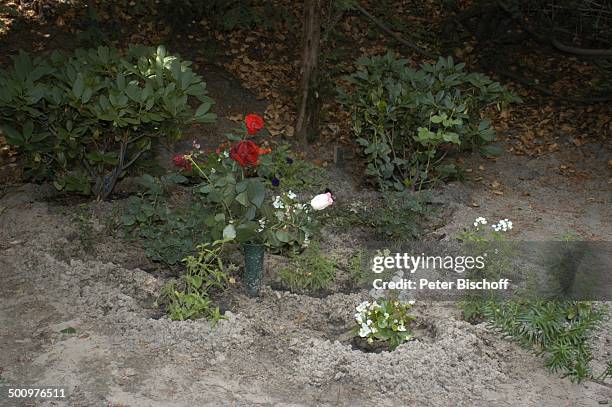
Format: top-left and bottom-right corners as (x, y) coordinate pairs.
(408, 300), (416, 305)
(398, 324), (406, 332)
(273, 196), (284, 209)
(492, 218), (513, 232)
(287, 190), (297, 200)
(359, 323), (371, 337)
(356, 301), (369, 313)
(474, 217), (487, 227)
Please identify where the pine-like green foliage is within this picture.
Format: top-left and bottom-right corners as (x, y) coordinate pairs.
(472, 300), (607, 382)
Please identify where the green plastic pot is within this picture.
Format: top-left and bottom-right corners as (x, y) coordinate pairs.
(242, 243), (264, 297)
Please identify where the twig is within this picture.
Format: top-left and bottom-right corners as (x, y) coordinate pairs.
(551, 38), (612, 57)
(352, 2), (435, 59)
(493, 68), (612, 104)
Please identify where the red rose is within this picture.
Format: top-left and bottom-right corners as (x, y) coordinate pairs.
(245, 114), (264, 135)
(172, 154), (192, 171)
(229, 141), (270, 167)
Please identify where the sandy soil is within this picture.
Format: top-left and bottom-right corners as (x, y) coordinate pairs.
(1, 138), (610, 406)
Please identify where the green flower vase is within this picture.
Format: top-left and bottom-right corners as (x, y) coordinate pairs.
(242, 243), (264, 297)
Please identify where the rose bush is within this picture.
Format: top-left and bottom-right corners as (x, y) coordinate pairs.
(184, 114), (330, 251)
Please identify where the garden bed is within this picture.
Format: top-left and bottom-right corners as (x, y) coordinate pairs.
(1, 172), (610, 405)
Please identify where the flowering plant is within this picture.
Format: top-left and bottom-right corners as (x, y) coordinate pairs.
(263, 190), (317, 252)
(353, 299), (415, 351)
(459, 216), (514, 242)
(184, 114), (272, 244)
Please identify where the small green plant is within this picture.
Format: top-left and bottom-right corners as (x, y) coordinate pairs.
(0, 45), (215, 199)
(278, 242), (336, 293)
(329, 192), (431, 240)
(479, 300), (606, 383)
(263, 190), (319, 253)
(338, 53), (520, 190)
(160, 241), (231, 323)
(353, 299), (415, 351)
(122, 174), (217, 266)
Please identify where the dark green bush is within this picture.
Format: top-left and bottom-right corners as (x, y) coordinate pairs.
(338, 53), (521, 190)
(0, 45), (216, 199)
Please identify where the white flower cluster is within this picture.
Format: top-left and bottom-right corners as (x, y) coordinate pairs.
(257, 218), (266, 233)
(354, 300), (412, 342)
(492, 218), (513, 232)
(473, 217), (487, 227)
(473, 217), (513, 232)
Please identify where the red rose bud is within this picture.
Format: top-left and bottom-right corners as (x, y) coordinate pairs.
(245, 113), (265, 135)
(172, 154), (192, 171)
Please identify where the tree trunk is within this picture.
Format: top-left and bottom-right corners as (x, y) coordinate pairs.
(295, 0), (321, 144)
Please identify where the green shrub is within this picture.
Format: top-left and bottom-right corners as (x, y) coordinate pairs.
(338, 53), (520, 190)
(122, 174), (219, 266)
(0, 45), (216, 199)
(474, 299), (606, 383)
(278, 242), (336, 293)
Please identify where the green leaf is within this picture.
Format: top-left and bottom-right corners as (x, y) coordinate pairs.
(235, 191), (249, 207)
(247, 179), (265, 208)
(276, 230), (290, 243)
(121, 214), (136, 226)
(60, 327), (77, 334)
(72, 73), (84, 99)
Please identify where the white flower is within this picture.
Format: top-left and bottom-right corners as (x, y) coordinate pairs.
(287, 190), (297, 200)
(359, 323), (372, 337)
(356, 301), (369, 313)
(295, 203), (304, 210)
(210, 168), (216, 174)
(367, 337), (374, 344)
(366, 319), (372, 326)
(371, 327), (378, 334)
(398, 324), (406, 332)
(492, 218), (513, 232)
(222, 151), (229, 158)
(383, 312), (390, 319)
(310, 192), (333, 211)
(408, 300), (416, 305)
(257, 218), (266, 232)
(474, 217), (487, 227)
(273, 196), (284, 209)
(354, 312), (363, 323)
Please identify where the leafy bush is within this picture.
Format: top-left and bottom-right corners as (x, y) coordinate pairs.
(160, 241), (231, 323)
(338, 53), (520, 190)
(353, 299), (415, 351)
(122, 174), (218, 266)
(278, 242), (336, 293)
(0, 45), (215, 199)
